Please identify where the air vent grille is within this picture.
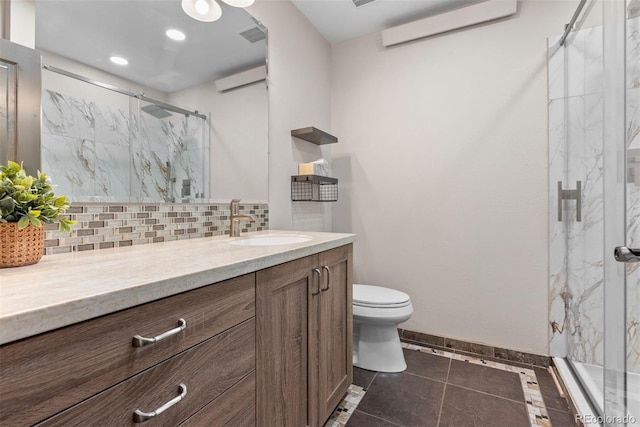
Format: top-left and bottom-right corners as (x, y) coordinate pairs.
(352, 0), (376, 7)
(239, 27), (266, 43)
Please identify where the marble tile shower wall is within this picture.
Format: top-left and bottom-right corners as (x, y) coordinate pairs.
(41, 89), (208, 203)
(548, 17), (640, 373)
(43, 203), (269, 255)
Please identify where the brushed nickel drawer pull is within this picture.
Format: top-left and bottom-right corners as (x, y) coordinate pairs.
(311, 268), (321, 296)
(132, 318), (187, 347)
(133, 383), (187, 423)
(321, 266), (331, 291)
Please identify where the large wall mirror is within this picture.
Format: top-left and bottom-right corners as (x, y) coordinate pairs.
(35, 0), (268, 204)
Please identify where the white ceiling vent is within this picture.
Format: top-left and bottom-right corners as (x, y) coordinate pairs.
(239, 26), (266, 44)
(352, 0), (376, 7)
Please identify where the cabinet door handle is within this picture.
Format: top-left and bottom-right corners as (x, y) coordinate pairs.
(312, 268), (321, 296)
(133, 383), (187, 423)
(132, 318), (187, 347)
(320, 266), (330, 292)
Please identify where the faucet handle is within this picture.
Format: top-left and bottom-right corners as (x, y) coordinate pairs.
(230, 199), (241, 214)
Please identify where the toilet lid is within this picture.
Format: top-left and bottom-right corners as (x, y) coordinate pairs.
(353, 284), (411, 308)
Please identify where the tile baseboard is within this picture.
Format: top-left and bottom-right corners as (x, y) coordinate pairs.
(398, 328), (550, 368)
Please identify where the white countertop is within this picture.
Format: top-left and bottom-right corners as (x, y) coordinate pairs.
(0, 230), (355, 345)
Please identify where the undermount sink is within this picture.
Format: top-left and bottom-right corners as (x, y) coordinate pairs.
(228, 235), (312, 246)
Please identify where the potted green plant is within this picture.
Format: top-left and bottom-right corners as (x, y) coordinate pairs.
(0, 161), (76, 268)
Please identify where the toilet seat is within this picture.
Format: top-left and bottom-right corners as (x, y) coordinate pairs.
(353, 284), (411, 308)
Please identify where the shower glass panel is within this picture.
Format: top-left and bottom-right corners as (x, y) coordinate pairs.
(621, 0), (640, 418)
(549, 0), (639, 423)
(41, 71), (209, 203)
(136, 99), (208, 203)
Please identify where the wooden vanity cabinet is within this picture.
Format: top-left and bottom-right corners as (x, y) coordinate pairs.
(0, 274), (256, 427)
(256, 244), (353, 427)
(0, 241), (353, 427)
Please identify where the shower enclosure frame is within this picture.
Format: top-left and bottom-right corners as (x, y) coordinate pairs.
(42, 64), (207, 120)
(41, 64), (210, 203)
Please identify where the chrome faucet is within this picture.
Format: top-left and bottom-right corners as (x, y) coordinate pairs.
(229, 199), (255, 237)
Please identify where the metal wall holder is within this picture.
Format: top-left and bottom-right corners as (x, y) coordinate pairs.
(558, 181), (582, 222)
(291, 175), (338, 202)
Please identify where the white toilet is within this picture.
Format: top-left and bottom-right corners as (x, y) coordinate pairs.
(352, 284), (413, 373)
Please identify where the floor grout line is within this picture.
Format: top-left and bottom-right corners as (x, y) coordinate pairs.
(435, 357), (452, 427)
(445, 382), (534, 405)
(352, 409), (405, 427)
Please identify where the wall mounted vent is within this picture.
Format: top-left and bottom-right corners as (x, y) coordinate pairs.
(239, 27), (266, 44)
(214, 65), (267, 92)
(352, 0), (376, 7)
(382, 0), (517, 47)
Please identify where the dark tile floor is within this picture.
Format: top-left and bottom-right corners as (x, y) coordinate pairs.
(345, 348), (580, 427)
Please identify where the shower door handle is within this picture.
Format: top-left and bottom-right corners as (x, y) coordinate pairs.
(614, 246), (640, 263)
(558, 181), (582, 222)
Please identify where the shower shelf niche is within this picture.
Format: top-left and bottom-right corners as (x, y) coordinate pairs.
(291, 175), (338, 202)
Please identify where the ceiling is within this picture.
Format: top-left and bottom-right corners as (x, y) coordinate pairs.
(35, 0), (267, 93)
(291, 0), (481, 45)
(35, 0), (481, 93)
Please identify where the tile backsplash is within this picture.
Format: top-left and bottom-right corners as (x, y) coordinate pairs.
(44, 203), (268, 255)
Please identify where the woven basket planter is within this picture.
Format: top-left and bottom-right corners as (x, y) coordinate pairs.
(0, 222), (45, 268)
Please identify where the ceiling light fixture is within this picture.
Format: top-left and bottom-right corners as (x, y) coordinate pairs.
(220, 0), (255, 7)
(181, 0), (222, 22)
(166, 29), (186, 41)
(110, 56), (128, 65)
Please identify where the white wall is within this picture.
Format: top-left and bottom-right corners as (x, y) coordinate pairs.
(4, 0), (35, 48)
(331, 0), (576, 356)
(169, 81), (268, 203)
(248, 0), (333, 231)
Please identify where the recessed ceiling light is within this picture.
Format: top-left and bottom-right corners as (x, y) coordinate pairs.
(166, 29), (186, 41)
(110, 56), (128, 66)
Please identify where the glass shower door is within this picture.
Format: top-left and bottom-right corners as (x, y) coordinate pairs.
(603, 0), (639, 424)
(548, 1), (639, 424)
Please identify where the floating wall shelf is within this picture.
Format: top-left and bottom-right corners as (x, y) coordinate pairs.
(291, 127), (338, 145)
(291, 175), (338, 202)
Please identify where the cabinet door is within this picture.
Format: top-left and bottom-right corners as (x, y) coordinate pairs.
(317, 244), (353, 424)
(256, 254), (319, 427)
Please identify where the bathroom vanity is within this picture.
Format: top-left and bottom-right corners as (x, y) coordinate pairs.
(0, 231), (354, 427)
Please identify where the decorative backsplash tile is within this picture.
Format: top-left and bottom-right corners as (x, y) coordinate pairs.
(43, 203), (268, 255)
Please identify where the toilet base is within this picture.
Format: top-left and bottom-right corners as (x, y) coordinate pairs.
(353, 321), (407, 373)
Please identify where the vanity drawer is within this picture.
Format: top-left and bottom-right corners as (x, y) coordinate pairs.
(38, 318), (255, 427)
(0, 273), (255, 427)
(180, 371), (256, 427)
